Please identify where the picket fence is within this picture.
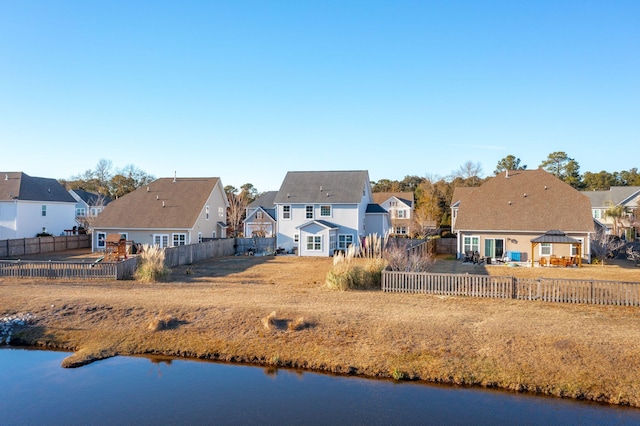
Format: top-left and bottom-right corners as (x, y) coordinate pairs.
(381, 271), (640, 307)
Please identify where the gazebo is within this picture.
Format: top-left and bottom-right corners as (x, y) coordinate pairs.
(530, 230), (583, 267)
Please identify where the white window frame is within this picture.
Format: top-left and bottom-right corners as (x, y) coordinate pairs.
(305, 205), (314, 219)
(282, 205), (291, 220)
(306, 235), (321, 251)
(198, 232), (203, 243)
(97, 232), (106, 249)
(330, 234), (336, 251)
(154, 234), (169, 248)
(256, 211), (263, 220)
(571, 238), (583, 256)
(540, 243), (552, 256)
(320, 205), (331, 217)
(172, 233), (187, 246)
(205, 206), (210, 220)
(338, 234), (354, 249)
(463, 236), (480, 253)
(397, 209), (406, 219)
(76, 207), (86, 217)
(218, 206), (224, 217)
(41, 205), (47, 217)
(294, 234), (299, 243)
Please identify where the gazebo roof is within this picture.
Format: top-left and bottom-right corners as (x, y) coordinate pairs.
(530, 230), (581, 244)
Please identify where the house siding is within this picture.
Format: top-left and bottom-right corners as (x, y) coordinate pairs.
(8, 200), (76, 239)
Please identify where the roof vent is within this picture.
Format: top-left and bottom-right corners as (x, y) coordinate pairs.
(162, 201), (165, 207)
(157, 195), (159, 200)
(287, 193), (290, 198)
(320, 186), (323, 191)
(524, 193), (527, 197)
(326, 192), (329, 197)
(4, 174), (7, 180)
(173, 171), (176, 183)
(508, 201), (512, 205)
(505, 170), (509, 178)
(147, 186), (149, 192)
(544, 185), (548, 190)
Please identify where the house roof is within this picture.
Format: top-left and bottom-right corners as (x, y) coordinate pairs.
(296, 220), (339, 230)
(582, 186), (640, 208)
(70, 189), (112, 206)
(454, 169), (593, 233)
(247, 191), (278, 209)
(366, 204), (388, 214)
(372, 192), (414, 207)
(531, 230), (582, 244)
(450, 186), (477, 207)
(0, 172), (76, 203)
(273, 171), (370, 204)
(92, 177), (223, 229)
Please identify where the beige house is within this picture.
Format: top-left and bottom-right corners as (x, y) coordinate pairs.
(91, 177), (228, 251)
(372, 192), (415, 236)
(582, 186), (640, 239)
(451, 169), (594, 265)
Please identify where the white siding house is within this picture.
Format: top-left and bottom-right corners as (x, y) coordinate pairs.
(0, 172), (77, 239)
(274, 171), (389, 256)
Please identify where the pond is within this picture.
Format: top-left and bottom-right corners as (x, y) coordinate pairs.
(1, 348), (639, 425)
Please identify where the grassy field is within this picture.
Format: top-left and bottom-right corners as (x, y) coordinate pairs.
(1, 254), (640, 407)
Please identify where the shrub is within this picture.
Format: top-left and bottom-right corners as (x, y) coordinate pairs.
(134, 244), (170, 283)
(326, 242), (388, 290)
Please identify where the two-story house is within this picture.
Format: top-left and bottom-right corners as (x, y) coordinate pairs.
(273, 170), (389, 256)
(69, 189), (112, 230)
(90, 176), (229, 251)
(372, 192), (415, 236)
(0, 172), (76, 239)
(582, 186), (640, 239)
(243, 191), (278, 238)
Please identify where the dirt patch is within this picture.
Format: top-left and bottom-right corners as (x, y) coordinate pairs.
(2, 255), (640, 407)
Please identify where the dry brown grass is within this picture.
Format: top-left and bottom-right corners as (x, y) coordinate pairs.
(2, 255), (640, 407)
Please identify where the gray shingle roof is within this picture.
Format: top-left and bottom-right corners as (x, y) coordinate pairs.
(273, 171), (370, 204)
(71, 189), (112, 206)
(247, 191), (278, 209)
(582, 187), (640, 208)
(0, 172), (76, 203)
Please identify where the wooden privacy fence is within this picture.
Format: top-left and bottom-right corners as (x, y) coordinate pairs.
(381, 271), (640, 307)
(0, 260), (120, 280)
(0, 239), (237, 280)
(0, 235), (91, 258)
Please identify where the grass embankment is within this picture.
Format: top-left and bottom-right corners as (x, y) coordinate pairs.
(1, 256), (640, 407)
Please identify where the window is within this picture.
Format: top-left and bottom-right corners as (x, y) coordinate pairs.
(41, 205), (47, 217)
(571, 239), (582, 256)
(484, 239), (505, 258)
(397, 210), (406, 219)
(306, 205), (314, 219)
(256, 211), (263, 220)
(395, 227), (407, 235)
(212, 231), (216, 238)
(218, 207), (224, 217)
(390, 201), (397, 207)
(306, 235), (321, 251)
(90, 207), (102, 216)
(198, 232), (203, 243)
(282, 205), (291, 219)
(97, 232), (106, 249)
(463, 236), (480, 253)
(320, 205), (331, 217)
(541, 243), (552, 256)
(294, 234), (299, 243)
(330, 235), (336, 250)
(205, 206), (210, 220)
(76, 208), (86, 217)
(338, 234), (354, 249)
(173, 233), (187, 246)
(154, 234), (169, 248)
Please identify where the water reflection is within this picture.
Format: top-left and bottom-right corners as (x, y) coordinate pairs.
(1, 348), (639, 425)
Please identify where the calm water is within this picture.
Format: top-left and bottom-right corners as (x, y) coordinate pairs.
(1, 348), (639, 425)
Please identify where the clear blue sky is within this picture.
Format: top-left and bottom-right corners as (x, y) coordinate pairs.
(1, 1), (638, 192)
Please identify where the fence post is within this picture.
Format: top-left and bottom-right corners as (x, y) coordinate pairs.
(511, 277), (517, 299)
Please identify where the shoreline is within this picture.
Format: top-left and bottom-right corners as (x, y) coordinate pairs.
(2, 256), (640, 408)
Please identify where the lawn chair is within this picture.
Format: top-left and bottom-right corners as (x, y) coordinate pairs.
(463, 251), (474, 262)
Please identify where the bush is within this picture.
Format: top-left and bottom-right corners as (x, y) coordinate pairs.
(134, 244), (170, 283)
(326, 246), (387, 291)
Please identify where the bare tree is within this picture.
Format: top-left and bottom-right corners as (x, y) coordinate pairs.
(591, 228), (626, 265)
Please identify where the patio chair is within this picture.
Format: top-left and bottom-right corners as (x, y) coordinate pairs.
(463, 251), (474, 262)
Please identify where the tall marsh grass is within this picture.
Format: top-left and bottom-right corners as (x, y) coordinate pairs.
(134, 244), (170, 283)
(326, 233), (434, 290)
